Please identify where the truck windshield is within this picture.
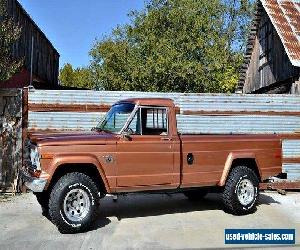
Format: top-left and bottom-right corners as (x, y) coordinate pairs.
(96, 103), (135, 133)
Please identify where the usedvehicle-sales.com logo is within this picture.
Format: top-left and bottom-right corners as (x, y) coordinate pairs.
(225, 229), (295, 244)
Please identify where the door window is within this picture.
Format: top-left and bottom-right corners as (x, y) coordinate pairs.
(143, 108), (168, 135)
(127, 107), (168, 135)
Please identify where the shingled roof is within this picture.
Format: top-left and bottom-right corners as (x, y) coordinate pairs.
(237, 0), (300, 91)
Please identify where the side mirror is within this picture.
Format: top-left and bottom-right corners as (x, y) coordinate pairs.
(121, 131), (132, 141)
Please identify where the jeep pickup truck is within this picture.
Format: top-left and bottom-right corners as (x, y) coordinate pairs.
(21, 98), (282, 233)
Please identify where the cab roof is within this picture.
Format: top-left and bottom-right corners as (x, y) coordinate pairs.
(115, 98), (175, 107)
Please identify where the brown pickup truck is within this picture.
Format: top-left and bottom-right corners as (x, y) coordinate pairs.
(21, 98), (282, 233)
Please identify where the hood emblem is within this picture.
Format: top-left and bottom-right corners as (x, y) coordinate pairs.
(103, 155), (114, 164)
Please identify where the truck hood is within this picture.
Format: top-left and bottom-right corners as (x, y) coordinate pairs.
(29, 131), (118, 146)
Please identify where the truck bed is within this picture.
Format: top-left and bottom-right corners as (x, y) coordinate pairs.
(180, 134), (282, 187)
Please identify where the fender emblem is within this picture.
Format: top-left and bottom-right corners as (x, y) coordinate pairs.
(103, 155), (114, 164)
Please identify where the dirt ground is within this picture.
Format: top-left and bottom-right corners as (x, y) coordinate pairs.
(0, 191), (299, 249)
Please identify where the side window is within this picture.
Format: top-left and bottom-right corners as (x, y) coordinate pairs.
(125, 107), (168, 135)
(141, 108), (168, 135)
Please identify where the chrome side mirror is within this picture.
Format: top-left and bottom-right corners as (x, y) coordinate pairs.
(120, 131), (132, 141)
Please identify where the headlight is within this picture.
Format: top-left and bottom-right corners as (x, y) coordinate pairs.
(30, 145), (41, 170)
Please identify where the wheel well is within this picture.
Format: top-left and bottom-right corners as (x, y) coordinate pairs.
(47, 163), (107, 195)
(231, 158), (261, 182)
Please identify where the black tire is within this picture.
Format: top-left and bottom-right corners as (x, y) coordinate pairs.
(48, 172), (100, 234)
(222, 166), (259, 215)
(184, 189), (208, 201)
(34, 192), (49, 216)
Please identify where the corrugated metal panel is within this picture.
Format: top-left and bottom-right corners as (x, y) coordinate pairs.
(29, 90), (300, 113)
(28, 90), (300, 134)
(261, 0), (300, 67)
(179, 94), (300, 113)
(283, 163), (300, 180)
(283, 140), (300, 158)
(28, 90), (180, 105)
(28, 112), (104, 131)
(29, 112), (300, 134)
(176, 115), (300, 134)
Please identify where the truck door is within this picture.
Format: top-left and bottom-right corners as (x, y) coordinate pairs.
(116, 106), (178, 190)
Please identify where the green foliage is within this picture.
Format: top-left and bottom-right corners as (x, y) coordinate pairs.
(59, 63), (94, 89)
(88, 0), (254, 93)
(0, 0), (22, 81)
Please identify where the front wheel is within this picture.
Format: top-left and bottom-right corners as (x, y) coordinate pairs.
(48, 172), (100, 233)
(222, 166), (259, 215)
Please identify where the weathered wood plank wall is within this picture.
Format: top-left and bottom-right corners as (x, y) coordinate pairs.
(0, 89), (22, 192)
(243, 8), (300, 94)
(5, 0), (59, 87)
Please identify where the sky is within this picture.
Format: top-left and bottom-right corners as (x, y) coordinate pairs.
(18, 0), (145, 68)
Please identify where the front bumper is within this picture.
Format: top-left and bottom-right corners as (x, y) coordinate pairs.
(20, 169), (48, 193)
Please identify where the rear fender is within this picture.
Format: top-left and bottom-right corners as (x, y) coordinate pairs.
(218, 153), (261, 186)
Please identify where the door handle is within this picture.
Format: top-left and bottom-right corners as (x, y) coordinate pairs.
(187, 153), (194, 165)
(161, 137), (172, 141)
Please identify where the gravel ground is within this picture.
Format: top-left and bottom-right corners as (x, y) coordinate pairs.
(0, 191), (299, 249)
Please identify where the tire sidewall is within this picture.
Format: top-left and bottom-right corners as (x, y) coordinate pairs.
(57, 180), (97, 230)
(233, 173), (259, 212)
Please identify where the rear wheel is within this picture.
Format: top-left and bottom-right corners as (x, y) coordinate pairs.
(48, 172), (100, 233)
(184, 189), (208, 201)
(222, 166), (259, 215)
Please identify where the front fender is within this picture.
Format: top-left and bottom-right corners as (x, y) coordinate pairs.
(46, 154), (111, 193)
(218, 152), (261, 186)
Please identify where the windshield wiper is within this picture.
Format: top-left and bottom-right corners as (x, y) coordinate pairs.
(92, 127), (112, 133)
(91, 127), (102, 132)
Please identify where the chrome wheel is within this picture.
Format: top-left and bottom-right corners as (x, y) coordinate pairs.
(237, 179), (255, 206)
(63, 189), (90, 222)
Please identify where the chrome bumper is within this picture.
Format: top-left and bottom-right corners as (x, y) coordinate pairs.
(20, 169), (47, 193)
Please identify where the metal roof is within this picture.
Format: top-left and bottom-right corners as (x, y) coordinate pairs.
(237, 0), (300, 92)
(261, 0), (300, 67)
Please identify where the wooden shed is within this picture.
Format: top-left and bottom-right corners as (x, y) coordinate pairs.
(237, 0), (300, 94)
(0, 0), (59, 89)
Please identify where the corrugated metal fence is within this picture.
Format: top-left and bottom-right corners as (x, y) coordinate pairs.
(27, 89), (300, 181)
(0, 89), (22, 192)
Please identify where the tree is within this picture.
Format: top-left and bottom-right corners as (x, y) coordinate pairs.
(0, 0), (22, 81)
(59, 63), (94, 89)
(89, 0), (254, 93)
